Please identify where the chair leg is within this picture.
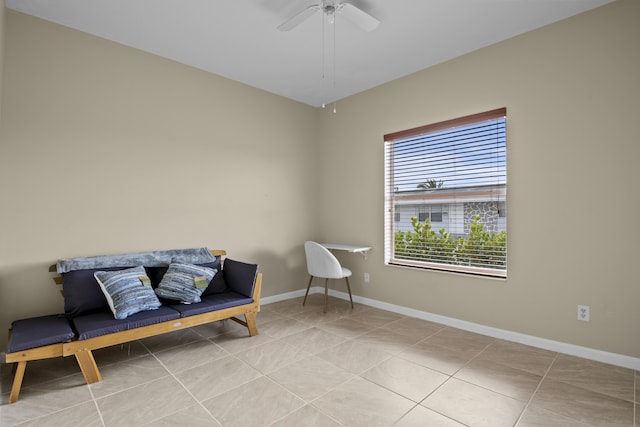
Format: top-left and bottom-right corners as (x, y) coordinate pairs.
(324, 278), (329, 313)
(345, 276), (354, 308)
(303, 276), (314, 306)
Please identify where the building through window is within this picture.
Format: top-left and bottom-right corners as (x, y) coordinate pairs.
(384, 108), (507, 277)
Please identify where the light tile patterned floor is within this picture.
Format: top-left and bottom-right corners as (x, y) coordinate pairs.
(1, 295), (637, 426)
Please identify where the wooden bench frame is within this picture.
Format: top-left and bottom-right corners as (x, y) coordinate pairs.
(4, 249), (262, 404)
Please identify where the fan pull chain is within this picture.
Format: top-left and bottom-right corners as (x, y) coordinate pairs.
(319, 2), (337, 113)
(332, 11), (337, 113)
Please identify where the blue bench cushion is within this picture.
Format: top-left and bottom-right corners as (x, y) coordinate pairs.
(168, 291), (253, 317)
(7, 315), (74, 353)
(72, 306), (180, 340)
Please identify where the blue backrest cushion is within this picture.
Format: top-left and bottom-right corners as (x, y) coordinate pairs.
(202, 256), (226, 295)
(62, 266), (126, 317)
(223, 258), (258, 298)
(145, 266), (167, 288)
(61, 255), (226, 316)
(196, 258), (227, 295)
(202, 270), (228, 296)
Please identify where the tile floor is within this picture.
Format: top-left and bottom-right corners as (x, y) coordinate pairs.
(1, 295), (637, 426)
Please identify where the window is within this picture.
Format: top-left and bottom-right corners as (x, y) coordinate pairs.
(418, 205), (445, 223)
(384, 108), (507, 277)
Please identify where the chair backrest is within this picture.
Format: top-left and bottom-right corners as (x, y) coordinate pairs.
(304, 241), (345, 279)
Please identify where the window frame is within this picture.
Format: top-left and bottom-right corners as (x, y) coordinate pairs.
(384, 108), (507, 278)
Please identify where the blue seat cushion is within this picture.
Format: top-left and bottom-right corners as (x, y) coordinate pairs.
(72, 306), (180, 340)
(7, 315), (74, 353)
(168, 291), (253, 317)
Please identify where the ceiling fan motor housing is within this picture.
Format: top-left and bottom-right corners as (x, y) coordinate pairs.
(323, 4), (337, 14)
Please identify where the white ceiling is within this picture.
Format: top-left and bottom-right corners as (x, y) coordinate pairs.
(6, 0), (613, 107)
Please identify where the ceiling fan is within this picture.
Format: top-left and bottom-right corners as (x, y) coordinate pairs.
(277, 1), (380, 32)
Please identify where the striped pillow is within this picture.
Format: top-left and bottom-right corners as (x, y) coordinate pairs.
(155, 263), (217, 304)
(94, 266), (161, 319)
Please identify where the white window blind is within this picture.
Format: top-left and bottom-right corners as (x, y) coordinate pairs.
(384, 108), (507, 277)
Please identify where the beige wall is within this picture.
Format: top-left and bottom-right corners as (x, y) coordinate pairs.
(0, 11), (320, 348)
(0, 0), (5, 121)
(1, 0), (639, 359)
(318, 0), (640, 358)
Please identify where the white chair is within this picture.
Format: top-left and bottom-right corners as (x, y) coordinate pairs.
(303, 241), (353, 312)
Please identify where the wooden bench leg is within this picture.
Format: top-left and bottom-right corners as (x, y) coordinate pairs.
(245, 312), (259, 337)
(9, 361), (27, 404)
(74, 349), (102, 384)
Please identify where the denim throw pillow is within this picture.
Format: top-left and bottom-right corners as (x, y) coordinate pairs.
(94, 266), (162, 319)
(154, 263), (217, 304)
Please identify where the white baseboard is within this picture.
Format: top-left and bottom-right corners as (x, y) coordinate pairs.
(261, 286), (640, 371)
(260, 288), (309, 304)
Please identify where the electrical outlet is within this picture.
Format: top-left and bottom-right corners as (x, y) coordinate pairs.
(577, 305), (590, 322)
(364, 272), (370, 283)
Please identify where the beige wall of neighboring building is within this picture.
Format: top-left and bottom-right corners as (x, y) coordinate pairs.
(1, 0), (638, 360)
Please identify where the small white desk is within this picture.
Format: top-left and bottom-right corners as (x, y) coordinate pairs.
(320, 243), (372, 259)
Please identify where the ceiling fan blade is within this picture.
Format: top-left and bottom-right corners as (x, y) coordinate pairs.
(277, 4), (322, 31)
(339, 3), (380, 32)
